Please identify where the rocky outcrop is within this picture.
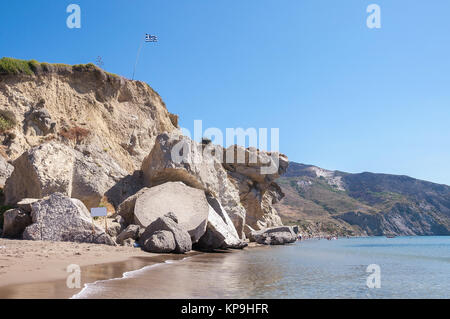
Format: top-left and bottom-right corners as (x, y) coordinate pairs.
(0, 60), (291, 249)
(139, 214), (192, 254)
(133, 182), (209, 243)
(22, 193), (115, 245)
(0, 156), (13, 187)
(223, 146), (289, 235)
(4, 141), (128, 209)
(250, 226), (297, 245)
(142, 133), (253, 238)
(2, 208), (32, 238)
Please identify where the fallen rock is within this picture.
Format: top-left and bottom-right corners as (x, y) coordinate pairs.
(4, 141), (128, 209)
(4, 143), (75, 205)
(251, 226), (297, 245)
(134, 182), (208, 243)
(139, 214), (192, 254)
(196, 196), (246, 250)
(116, 224), (140, 245)
(2, 208), (32, 239)
(116, 187), (149, 226)
(141, 132), (247, 239)
(22, 193), (115, 245)
(143, 230), (176, 253)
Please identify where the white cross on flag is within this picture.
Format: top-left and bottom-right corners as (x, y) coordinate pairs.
(145, 34), (158, 42)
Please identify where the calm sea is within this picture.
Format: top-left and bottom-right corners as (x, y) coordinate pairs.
(74, 236), (450, 299)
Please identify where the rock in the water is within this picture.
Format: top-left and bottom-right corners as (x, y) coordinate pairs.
(134, 182), (208, 243)
(251, 226), (297, 245)
(2, 208), (32, 239)
(116, 224), (140, 245)
(22, 193), (115, 245)
(139, 215), (192, 254)
(0, 156), (13, 187)
(143, 230), (176, 253)
(196, 196), (246, 250)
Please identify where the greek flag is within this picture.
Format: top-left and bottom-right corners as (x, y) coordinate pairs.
(145, 34), (158, 42)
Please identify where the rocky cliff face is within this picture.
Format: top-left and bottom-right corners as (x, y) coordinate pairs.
(0, 63), (178, 173)
(0, 59), (287, 241)
(276, 162), (450, 236)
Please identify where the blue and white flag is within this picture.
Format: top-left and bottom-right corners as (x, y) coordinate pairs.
(145, 34), (158, 42)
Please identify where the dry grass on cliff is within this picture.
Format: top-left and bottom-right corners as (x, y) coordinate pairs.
(59, 126), (90, 143)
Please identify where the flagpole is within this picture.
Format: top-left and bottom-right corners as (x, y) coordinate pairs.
(132, 36), (145, 80)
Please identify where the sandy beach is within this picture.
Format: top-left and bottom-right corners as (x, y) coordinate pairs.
(0, 238), (202, 299)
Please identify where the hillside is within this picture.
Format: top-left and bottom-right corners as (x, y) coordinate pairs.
(276, 162), (450, 237)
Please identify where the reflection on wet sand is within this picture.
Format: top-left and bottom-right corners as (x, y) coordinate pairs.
(0, 254), (192, 299)
(74, 246), (280, 299)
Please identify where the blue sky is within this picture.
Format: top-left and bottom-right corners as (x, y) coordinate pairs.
(1, 0), (449, 185)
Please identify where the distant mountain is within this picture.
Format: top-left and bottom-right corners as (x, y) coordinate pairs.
(276, 162), (450, 237)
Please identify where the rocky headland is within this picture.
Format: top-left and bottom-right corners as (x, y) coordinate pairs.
(0, 58), (296, 260)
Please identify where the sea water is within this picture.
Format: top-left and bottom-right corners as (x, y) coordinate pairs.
(74, 236), (450, 299)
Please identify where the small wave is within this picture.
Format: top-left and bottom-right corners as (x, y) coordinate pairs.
(71, 256), (192, 299)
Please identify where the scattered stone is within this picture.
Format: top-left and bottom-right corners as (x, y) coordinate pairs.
(116, 225), (140, 245)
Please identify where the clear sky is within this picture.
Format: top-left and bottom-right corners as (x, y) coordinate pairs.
(1, 0), (449, 185)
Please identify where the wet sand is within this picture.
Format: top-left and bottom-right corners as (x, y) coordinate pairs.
(0, 238), (201, 299)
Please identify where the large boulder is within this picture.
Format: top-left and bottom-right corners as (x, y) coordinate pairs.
(115, 187), (150, 226)
(196, 196), (247, 250)
(0, 156), (13, 187)
(250, 226), (297, 245)
(4, 142), (128, 209)
(139, 214), (192, 254)
(133, 182), (208, 243)
(141, 133), (247, 238)
(2, 208), (32, 239)
(4, 143), (75, 205)
(22, 193), (115, 245)
(142, 230), (176, 253)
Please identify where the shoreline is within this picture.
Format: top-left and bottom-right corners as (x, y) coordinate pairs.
(0, 238), (201, 298)
(0, 239), (262, 299)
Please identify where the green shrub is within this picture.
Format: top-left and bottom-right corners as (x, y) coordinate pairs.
(0, 115), (15, 133)
(0, 57), (36, 75)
